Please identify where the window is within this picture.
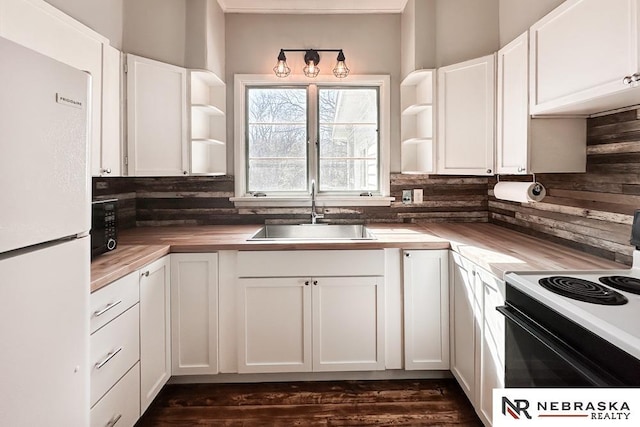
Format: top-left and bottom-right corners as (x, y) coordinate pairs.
(247, 87), (308, 192)
(318, 87), (378, 193)
(234, 74), (391, 207)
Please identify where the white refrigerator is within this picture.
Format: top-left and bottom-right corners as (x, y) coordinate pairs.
(0, 37), (91, 425)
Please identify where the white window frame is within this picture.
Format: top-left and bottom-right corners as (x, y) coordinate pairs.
(231, 74), (392, 207)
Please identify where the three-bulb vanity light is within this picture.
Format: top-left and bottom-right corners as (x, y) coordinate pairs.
(273, 48), (350, 78)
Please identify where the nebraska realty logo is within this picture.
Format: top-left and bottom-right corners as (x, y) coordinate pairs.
(493, 389), (640, 426)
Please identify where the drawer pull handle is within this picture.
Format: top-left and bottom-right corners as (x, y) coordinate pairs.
(95, 347), (123, 370)
(105, 414), (122, 427)
(142, 271), (150, 277)
(93, 300), (122, 317)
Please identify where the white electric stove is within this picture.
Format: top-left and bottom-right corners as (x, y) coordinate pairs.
(499, 215), (640, 387)
(505, 258), (640, 360)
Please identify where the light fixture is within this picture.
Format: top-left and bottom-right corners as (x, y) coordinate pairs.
(303, 49), (320, 78)
(273, 48), (350, 79)
(332, 50), (350, 78)
(273, 49), (290, 77)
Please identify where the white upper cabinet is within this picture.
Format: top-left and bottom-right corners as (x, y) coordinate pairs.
(530, 0), (640, 115)
(126, 54), (188, 176)
(497, 33), (529, 175)
(497, 32), (586, 174)
(0, 0), (108, 176)
(100, 45), (122, 177)
(437, 54), (496, 175)
(401, 70), (435, 174)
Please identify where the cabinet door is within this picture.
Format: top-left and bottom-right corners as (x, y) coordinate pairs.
(127, 54), (188, 176)
(403, 250), (449, 370)
(100, 45), (122, 177)
(170, 253), (218, 375)
(478, 269), (506, 427)
(139, 256), (171, 414)
(237, 277), (312, 373)
(0, 0), (107, 176)
(497, 32), (529, 175)
(530, 0), (640, 114)
(449, 253), (479, 404)
(437, 54), (495, 175)
(312, 276), (385, 372)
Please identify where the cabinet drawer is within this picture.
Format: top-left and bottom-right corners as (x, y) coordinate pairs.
(238, 250), (385, 277)
(90, 363), (140, 427)
(90, 271), (139, 334)
(90, 304), (140, 407)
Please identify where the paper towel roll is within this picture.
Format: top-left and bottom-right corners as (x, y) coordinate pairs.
(494, 181), (546, 203)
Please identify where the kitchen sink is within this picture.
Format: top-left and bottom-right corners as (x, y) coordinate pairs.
(248, 224), (376, 241)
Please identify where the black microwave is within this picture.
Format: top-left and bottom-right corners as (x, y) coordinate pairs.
(91, 199), (118, 258)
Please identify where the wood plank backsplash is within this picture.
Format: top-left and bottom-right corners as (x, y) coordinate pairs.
(489, 107), (640, 265)
(93, 174), (489, 228)
(93, 107), (638, 265)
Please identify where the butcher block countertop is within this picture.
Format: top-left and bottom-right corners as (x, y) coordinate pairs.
(91, 223), (625, 292)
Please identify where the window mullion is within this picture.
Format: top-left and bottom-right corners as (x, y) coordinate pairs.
(308, 84), (319, 193)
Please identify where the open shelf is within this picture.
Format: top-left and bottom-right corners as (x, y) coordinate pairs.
(402, 103), (432, 115)
(192, 138), (225, 146)
(401, 139), (434, 174)
(189, 69), (226, 175)
(400, 69), (435, 174)
(192, 104), (225, 116)
(191, 139), (226, 175)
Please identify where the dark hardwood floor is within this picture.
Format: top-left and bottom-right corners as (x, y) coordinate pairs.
(136, 379), (482, 426)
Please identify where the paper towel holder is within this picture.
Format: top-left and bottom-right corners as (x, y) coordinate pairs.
(496, 174), (545, 197)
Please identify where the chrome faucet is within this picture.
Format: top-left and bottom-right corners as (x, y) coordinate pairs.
(310, 179), (324, 224)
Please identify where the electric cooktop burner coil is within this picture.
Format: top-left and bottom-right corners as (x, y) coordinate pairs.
(538, 276), (628, 305)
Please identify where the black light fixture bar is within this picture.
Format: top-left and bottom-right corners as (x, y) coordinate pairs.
(273, 48), (350, 79)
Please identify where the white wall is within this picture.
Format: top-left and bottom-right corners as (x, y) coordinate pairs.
(401, 0), (436, 79)
(123, 0), (187, 67)
(435, 0), (500, 67)
(499, 0), (564, 47)
(401, 0), (416, 79)
(45, 0), (123, 48)
(186, 0), (225, 77)
(225, 13), (402, 171)
(206, 0), (226, 79)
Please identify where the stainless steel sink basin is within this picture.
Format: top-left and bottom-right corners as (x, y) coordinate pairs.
(248, 224), (376, 241)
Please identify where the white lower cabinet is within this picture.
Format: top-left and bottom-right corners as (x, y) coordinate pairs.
(170, 253), (219, 375)
(450, 253), (478, 401)
(90, 363), (140, 427)
(139, 256), (171, 414)
(89, 271), (141, 427)
(90, 305), (140, 407)
(478, 269), (505, 426)
(236, 250), (385, 374)
(403, 250), (449, 370)
(450, 252), (505, 426)
(312, 276), (384, 372)
(238, 277), (312, 373)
